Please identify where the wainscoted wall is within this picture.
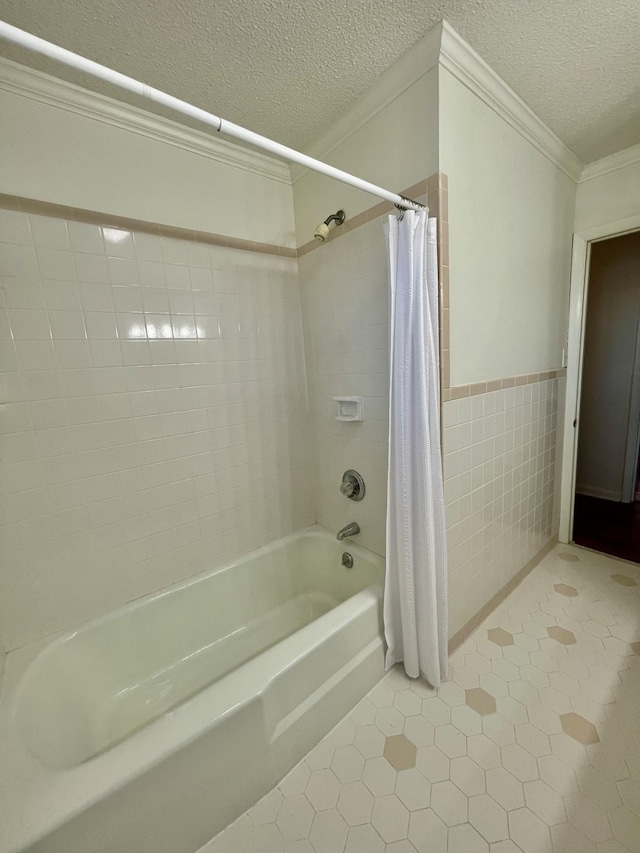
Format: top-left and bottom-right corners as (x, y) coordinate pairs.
(442, 376), (560, 638)
(0, 204), (313, 650)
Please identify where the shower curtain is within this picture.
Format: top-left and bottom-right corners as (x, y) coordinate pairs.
(384, 209), (448, 687)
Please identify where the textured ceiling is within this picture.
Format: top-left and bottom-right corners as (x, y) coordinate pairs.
(0, 0), (638, 164)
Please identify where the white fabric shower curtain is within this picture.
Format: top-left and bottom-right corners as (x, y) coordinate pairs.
(384, 209), (448, 687)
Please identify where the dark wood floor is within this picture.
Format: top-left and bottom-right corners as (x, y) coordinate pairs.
(573, 493), (640, 563)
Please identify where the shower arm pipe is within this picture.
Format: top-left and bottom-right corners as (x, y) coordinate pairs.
(0, 21), (425, 214)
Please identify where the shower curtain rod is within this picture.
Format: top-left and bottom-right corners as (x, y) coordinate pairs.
(0, 21), (425, 213)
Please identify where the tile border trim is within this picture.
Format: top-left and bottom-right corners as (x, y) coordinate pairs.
(448, 536), (558, 654)
(0, 193), (297, 259)
(442, 369), (567, 402)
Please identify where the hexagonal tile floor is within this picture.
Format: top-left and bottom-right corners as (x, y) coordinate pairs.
(200, 544), (640, 852)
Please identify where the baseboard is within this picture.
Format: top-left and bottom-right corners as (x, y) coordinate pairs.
(575, 486), (622, 501)
(448, 537), (558, 654)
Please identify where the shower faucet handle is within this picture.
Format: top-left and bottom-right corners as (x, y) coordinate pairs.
(340, 480), (356, 497)
(340, 470), (365, 501)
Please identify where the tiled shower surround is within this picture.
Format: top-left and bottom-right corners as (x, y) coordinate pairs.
(0, 179), (563, 664)
(299, 215), (391, 558)
(0, 207), (313, 649)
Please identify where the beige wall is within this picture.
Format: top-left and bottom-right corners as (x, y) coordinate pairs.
(439, 69), (576, 387)
(0, 76), (295, 247)
(575, 150), (640, 233)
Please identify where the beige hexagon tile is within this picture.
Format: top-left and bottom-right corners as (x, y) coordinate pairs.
(610, 573), (637, 587)
(383, 734), (417, 771)
(466, 687), (497, 715)
(487, 627), (515, 647)
(560, 712), (600, 745)
(547, 625), (577, 645)
(554, 583), (579, 597)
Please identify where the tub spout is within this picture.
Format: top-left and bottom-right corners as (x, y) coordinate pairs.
(337, 522), (360, 541)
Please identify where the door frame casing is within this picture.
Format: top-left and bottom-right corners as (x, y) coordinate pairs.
(558, 213), (640, 544)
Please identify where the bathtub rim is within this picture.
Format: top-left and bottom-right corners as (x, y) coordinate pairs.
(0, 524), (384, 853)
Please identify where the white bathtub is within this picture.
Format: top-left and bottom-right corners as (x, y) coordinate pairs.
(0, 526), (384, 853)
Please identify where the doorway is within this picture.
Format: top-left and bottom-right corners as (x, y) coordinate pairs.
(572, 230), (640, 561)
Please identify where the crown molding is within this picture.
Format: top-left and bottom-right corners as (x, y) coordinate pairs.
(580, 143), (640, 183)
(291, 22), (443, 183)
(292, 20), (584, 186)
(438, 22), (583, 182)
(0, 57), (291, 185)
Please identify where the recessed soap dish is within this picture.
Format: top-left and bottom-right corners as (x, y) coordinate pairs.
(333, 396), (364, 422)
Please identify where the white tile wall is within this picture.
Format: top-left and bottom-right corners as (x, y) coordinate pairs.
(298, 220), (390, 557)
(0, 209), (314, 650)
(443, 380), (559, 636)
